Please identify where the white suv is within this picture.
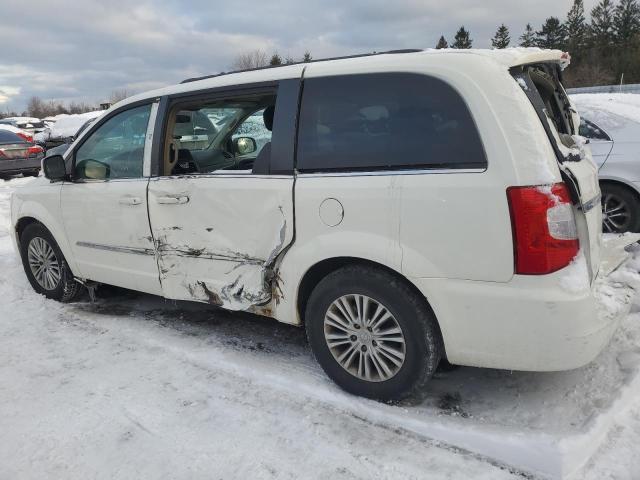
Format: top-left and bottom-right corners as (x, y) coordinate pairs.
(11, 49), (637, 401)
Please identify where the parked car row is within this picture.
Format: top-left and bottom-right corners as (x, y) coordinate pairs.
(0, 129), (43, 179)
(10, 49), (639, 401)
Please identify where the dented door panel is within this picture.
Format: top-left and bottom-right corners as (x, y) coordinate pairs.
(148, 175), (293, 311)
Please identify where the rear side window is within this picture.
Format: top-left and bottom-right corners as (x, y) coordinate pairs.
(296, 73), (486, 172)
(579, 118), (611, 141)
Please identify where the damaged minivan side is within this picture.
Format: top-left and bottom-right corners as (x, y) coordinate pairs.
(11, 49), (639, 401)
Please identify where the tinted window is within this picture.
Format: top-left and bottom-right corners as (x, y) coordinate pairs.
(297, 73), (486, 172)
(75, 104), (150, 180)
(0, 130), (25, 143)
(579, 118), (611, 141)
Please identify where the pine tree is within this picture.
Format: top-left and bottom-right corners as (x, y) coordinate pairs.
(303, 51), (312, 62)
(436, 35), (448, 49)
(566, 0), (588, 52)
(269, 53), (282, 66)
(591, 0), (616, 45)
(491, 24), (511, 48)
(613, 0), (640, 44)
(519, 23), (536, 47)
(452, 26), (473, 48)
(536, 17), (567, 49)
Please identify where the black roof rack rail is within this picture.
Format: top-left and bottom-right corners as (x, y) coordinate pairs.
(180, 49), (423, 84)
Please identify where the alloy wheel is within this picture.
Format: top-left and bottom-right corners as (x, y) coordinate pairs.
(602, 192), (631, 233)
(323, 294), (406, 382)
(27, 237), (61, 290)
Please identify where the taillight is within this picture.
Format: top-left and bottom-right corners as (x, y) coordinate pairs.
(27, 145), (43, 156)
(507, 183), (579, 274)
(17, 132), (33, 143)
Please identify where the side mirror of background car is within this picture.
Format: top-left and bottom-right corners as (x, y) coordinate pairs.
(233, 137), (257, 156)
(42, 155), (67, 182)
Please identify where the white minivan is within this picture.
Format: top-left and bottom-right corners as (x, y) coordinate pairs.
(11, 48), (637, 400)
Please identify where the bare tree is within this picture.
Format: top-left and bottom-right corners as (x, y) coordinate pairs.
(109, 89), (130, 104)
(27, 96), (46, 118)
(230, 49), (269, 70)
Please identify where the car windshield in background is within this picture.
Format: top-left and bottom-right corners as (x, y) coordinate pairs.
(17, 121), (45, 129)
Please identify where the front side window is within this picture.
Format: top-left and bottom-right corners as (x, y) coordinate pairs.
(579, 118), (611, 141)
(296, 73), (487, 172)
(74, 104), (151, 180)
(164, 94), (275, 175)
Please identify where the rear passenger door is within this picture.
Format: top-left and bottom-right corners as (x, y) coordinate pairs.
(147, 80), (300, 310)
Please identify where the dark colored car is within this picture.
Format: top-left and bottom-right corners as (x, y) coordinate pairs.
(0, 130), (44, 179)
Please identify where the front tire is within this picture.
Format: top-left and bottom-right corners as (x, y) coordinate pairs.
(305, 265), (441, 401)
(19, 223), (81, 302)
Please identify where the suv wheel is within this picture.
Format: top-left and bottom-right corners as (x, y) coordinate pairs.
(601, 183), (640, 233)
(20, 223), (81, 302)
(305, 265), (441, 401)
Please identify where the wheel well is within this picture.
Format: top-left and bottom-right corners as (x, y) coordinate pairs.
(15, 216), (41, 242)
(296, 257), (443, 340)
(600, 179), (640, 202)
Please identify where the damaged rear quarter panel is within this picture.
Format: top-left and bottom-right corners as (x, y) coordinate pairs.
(147, 175), (293, 313)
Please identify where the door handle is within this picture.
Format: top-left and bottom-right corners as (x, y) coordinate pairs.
(156, 195), (190, 205)
(119, 196), (142, 206)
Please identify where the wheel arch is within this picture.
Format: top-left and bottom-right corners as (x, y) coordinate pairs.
(15, 216), (42, 240)
(295, 256), (444, 349)
(599, 178), (640, 199)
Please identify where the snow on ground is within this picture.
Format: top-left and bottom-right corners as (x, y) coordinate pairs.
(1, 177), (640, 479)
(34, 111), (103, 142)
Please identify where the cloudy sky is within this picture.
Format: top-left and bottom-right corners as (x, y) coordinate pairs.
(0, 0), (598, 113)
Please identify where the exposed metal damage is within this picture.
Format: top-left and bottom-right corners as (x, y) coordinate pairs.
(151, 207), (289, 315)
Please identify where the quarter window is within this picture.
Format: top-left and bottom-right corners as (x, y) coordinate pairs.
(296, 73), (487, 172)
(74, 104), (151, 180)
(579, 118), (611, 141)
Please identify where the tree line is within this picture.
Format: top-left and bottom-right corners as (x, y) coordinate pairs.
(0, 89), (131, 120)
(436, 0), (640, 86)
(230, 50), (313, 70)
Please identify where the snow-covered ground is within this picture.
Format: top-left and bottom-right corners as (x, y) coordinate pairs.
(1, 176), (640, 479)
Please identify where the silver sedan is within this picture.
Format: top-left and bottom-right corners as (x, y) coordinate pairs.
(572, 95), (640, 233)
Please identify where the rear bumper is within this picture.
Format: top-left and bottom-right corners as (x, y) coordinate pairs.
(0, 157), (41, 175)
(412, 239), (640, 371)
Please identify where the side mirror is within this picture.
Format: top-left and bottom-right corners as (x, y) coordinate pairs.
(76, 159), (110, 180)
(42, 155), (67, 181)
(233, 137), (257, 156)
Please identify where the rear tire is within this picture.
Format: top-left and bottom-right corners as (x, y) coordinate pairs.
(305, 265), (441, 402)
(601, 183), (640, 233)
(19, 223), (81, 302)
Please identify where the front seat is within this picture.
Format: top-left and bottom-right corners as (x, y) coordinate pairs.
(251, 105), (275, 175)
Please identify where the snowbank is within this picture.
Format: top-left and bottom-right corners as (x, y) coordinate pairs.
(34, 111), (103, 142)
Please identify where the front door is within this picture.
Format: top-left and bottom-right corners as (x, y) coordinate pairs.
(60, 102), (162, 295)
(147, 84), (297, 310)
